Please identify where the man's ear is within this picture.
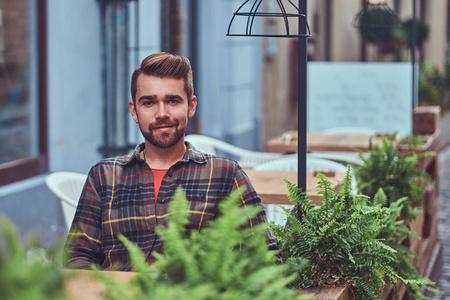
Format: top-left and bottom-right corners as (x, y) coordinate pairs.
(188, 96), (197, 118)
(129, 100), (139, 123)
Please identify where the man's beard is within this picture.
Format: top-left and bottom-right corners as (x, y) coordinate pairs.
(140, 119), (187, 149)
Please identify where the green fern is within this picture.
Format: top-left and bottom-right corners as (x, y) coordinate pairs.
(0, 216), (66, 300)
(271, 170), (437, 299)
(351, 133), (435, 221)
(371, 189), (439, 299)
(96, 187), (309, 300)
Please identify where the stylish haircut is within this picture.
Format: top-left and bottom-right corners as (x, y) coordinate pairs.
(131, 52), (194, 103)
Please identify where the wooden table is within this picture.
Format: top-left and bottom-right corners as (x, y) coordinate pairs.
(245, 169), (345, 205)
(266, 131), (392, 154)
(64, 269), (135, 300)
(64, 269), (350, 300)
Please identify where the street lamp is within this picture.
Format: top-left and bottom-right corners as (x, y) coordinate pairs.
(227, 0), (311, 220)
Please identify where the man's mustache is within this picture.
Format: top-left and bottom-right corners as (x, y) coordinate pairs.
(149, 120), (179, 130)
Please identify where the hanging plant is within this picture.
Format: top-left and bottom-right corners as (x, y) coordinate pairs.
(355, 4), (400, 45)
(401, 18), (430, 48)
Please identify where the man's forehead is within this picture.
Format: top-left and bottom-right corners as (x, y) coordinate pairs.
(136, 75), (188, 99)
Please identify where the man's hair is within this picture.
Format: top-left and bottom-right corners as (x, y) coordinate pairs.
(131, 52), (194, 103)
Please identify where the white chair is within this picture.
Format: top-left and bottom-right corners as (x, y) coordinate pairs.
(321, 127), (377, 135)
(307, 151), (364, 166)
(254, 156), (354, 226)
(254, 155), (349, 173)
(45, 172), (87, 231)
(185, 134), (285, 169)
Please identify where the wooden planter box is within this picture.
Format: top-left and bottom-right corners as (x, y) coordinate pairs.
(393, 107), (442, 299)
(301, 285), (350, 300)
(65, 269), (353, 300)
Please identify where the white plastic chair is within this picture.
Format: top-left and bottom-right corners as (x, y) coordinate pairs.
(307, 151), (364, 166)
(185, 134), (284, 169)
(45, 172), (87, 231)
(321, 127), (377, 135)
(254, 156), (354, 226)
(254, 155), (349, 172)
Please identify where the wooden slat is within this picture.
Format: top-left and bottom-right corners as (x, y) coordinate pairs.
(267, 131), (395, 154)
(245, 169), (345, 205)
(301, 285), (351, 300)
(64, 269), (352, 300)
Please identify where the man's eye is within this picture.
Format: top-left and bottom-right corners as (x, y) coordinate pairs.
(169, 100), (179, 104)
(144, 101), (154, 106)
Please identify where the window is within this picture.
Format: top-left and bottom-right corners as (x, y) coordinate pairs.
(0, 0), (47, 186)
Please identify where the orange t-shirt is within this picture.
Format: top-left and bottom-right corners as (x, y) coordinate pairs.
(152, 169), (168, 200)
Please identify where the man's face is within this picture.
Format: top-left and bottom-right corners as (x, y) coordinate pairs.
(129, 74), (197, 149)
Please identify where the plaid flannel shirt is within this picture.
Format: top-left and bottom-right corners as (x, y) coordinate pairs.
(64, 142), (278, 271)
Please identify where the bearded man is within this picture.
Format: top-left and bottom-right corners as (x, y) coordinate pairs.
(63, 52), (277, 271)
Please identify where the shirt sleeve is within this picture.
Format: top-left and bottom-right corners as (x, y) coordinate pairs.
(231, 165), (280, 253)
(63, 167), (105, 269)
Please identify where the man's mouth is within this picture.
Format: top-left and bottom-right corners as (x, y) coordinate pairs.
(154, 125), (173, 129)
(151, 122), (178, 130)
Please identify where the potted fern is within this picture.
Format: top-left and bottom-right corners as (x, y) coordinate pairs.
(350, 134), (435, 222)
(270, 171), (438, 299)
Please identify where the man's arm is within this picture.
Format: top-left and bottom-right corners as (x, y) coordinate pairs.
(63, 168), (104, 269)
(231, 165), (279, 252)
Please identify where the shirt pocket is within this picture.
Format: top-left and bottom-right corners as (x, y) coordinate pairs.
(101, 195), (149, 238)
(183, 190), (228, 230)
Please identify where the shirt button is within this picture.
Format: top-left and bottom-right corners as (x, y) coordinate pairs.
(161, 198), (165, 203)
(112, 200), (117, 206)
(167, 172), (173, 177)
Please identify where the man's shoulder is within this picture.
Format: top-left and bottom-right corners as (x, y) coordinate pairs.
(191, 152), (241, 171)
(186, 142), (240, 168)
(96, 154), (132, 166)
(89, 149), (140, 175)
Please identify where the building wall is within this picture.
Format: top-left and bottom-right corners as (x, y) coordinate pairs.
(47, 0), (161, 175)
(423, 0), (448, 71)
(47, 0), (103, 175)
(330, 1), (361, 62)
(197, 0), (262, 150)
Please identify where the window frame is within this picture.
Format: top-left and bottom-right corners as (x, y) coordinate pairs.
(0, 0), (47, 186)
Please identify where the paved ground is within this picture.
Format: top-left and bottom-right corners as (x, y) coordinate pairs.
(431, 112), (450, 299)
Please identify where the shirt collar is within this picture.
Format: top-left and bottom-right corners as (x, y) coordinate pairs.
(121, 142), (208, 166)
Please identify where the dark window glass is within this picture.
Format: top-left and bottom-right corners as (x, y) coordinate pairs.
(0, 0), (46, 186)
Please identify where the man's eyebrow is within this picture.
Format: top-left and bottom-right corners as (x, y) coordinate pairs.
(166, 94), (184, 100)
(137, 95), (156, 102)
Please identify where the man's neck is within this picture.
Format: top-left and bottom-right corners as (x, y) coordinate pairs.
(142, 139), (186, 169)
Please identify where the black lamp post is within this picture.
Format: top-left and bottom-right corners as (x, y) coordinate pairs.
(227, 0), (311, 219)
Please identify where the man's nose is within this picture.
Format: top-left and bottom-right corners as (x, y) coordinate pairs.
(155, 103), (169, 118)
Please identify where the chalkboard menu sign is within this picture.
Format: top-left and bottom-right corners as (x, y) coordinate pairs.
(307, 62), (416, 137)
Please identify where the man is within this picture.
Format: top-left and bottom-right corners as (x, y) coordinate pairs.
(64, 52), (277, 271)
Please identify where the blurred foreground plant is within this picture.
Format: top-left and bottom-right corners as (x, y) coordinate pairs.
(96, 187), (308, 300)
(0, 216), (66, 300)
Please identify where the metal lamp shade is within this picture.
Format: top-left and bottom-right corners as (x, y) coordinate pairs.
(227, 0), (311, 38)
